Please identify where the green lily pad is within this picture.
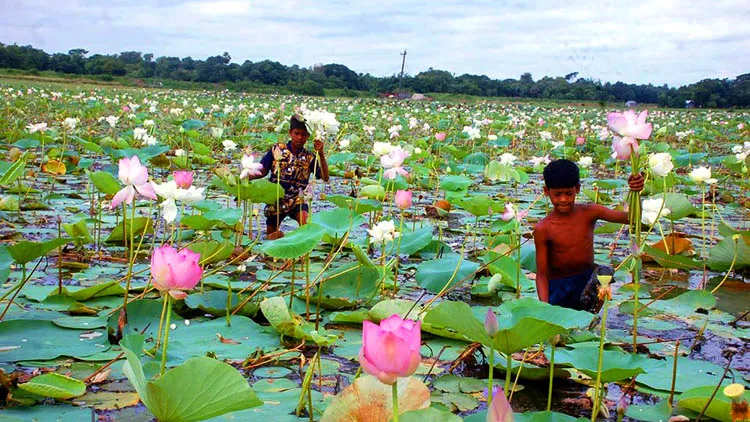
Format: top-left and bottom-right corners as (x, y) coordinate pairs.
(708, 234), (750, 271)
(260, 223), (325, 259)
(121, 335), (262, 422)
(0, 319), (109, 362)
(398, 225), (434, 256)
(7, 238), (71, 266)
(550, 344), (648, 382)
(310, 208), (365, 239)
(432, 374), (486, 393)
(260, 296), (337, 346)
(423, 299), (592, 354)
(430, 390), (478, 412)
(677, 385), (744, 422)
(415, 255), (480, 293)
(637, 357), (733, 393)
(326, 194), (382, 214)
(313, 262), (380, 310)
(0, 404), (93, 421)
(187, 240), (234, 265)
(184, 290), (259, 318)
(625, 400), (673, 422)
(18, 373), (86, 400)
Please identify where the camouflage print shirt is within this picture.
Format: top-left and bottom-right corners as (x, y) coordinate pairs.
(259, 141), (321, 211)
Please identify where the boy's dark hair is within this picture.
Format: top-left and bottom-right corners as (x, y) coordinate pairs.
(290, 115), (308, 132)
(543, 159), (580, 189)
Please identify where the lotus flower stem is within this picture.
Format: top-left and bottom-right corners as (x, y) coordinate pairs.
(226, 278), (232, 327)
(160, 295), (172, 375)
(505, 352), (512, 399)
(392, 382), (400, 422)
(488, 348), (495, 406)
(547, 344), (555, 411)
(711, 236), (740, 294)
(592, 299), (609, 421)
(668, 340), (680, 407)
(156, 290), (168, 349)
(122, 202), (136, 311)
(392, 210), (405, 291)
(289, 259), (296, 310)
(305, 255), (311, 320)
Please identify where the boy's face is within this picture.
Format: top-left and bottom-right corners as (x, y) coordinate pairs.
(289, 128), (310, 150)
(544, 185), (580, 214)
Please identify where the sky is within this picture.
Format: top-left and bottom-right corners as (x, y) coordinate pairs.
(1, 0), (749, 87)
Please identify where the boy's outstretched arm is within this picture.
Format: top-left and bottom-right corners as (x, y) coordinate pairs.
(595, 173), (646, 224)
(533, 223), (550, 303)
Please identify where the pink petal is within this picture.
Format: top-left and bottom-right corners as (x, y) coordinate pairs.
(606, 113), (628, 135)
(111, 186), (135, 208)
(168, 290), (187, 300)
(135, 182), (157, 200)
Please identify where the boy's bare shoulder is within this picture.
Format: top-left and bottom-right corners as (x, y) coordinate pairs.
(534, 215), (551, 233)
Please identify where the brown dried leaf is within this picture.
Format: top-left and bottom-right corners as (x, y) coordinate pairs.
(216, 333), (240, 344)
(42, 160), (66, 176)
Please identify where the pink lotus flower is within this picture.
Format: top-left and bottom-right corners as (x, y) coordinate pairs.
(359, 314), (421, 385)
(150, 244), (203, 299)
(607, 110), (652, 140)
(173, 171), (193, 189)
(111, 156), (157, 208)
(611, 136), (640, 160)
(381, 147), (410, 180)
(435, 132), (447, 142)
(607, 110), (652, 161)
(394, 190), (412, 210)
(537, 118), (545, 126)
(576, 136), (586, 146)
(501, 203), (528, 221)
(486, 385), (513, 421)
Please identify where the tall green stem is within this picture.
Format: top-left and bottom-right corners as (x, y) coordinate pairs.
(592, 299), (610, 421)
(547, 344), (555, 411)
(391, 382), (399, 422)
(505, 353), (512, 399)
(160, 295), (172, 375)
(488, 348), (495, 406)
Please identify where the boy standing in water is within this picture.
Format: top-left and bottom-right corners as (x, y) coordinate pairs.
(534, 159), (643, 310)
(247, 115), (329, 240)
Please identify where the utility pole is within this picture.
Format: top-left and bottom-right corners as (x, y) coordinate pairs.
(398, 50), (407, 91)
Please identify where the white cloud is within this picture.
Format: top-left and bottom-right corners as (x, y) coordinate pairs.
(0, 0), (748, 86)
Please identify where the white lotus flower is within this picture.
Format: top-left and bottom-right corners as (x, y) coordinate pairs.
(689, 166), (712, 184)
(105, 115), (119, 128)
(641, 198), (671, 225)
(372, 141), (394, 157)
(338, 138), (350, 150)
(209, 127), (224, 139)
(222, 140), (237, 152)
(530, 155), (551, 167)
(648, 153), (674, 177)
(133, 127), (148, 141)
(578, 156), (593, 169)
(26, 122), (48, 133)
(153, 180), (205, 223)
(551, 140), (565, 150)
(499, 153), (517, 165)
(62, 118), (79, 131)
(462, 126), (481, 140)
(367, 220), (400, 244)
(143, 119), (155, 127)
(303, 109), (340, 137)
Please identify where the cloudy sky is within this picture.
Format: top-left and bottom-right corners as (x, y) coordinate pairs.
(2, 0), (749, 87)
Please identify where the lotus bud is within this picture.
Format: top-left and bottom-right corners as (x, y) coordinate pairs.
(484, 309), (499, 336)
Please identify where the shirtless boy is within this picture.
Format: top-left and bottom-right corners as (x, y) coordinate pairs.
(534, 159), (644, 310)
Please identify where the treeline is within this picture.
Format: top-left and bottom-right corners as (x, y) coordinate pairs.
(1, 43), (749, 108)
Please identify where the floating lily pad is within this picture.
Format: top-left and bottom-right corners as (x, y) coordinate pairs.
(0, 319), (109, 362)
(549, 344), (648, 383)
(416, 255), (480, 293)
